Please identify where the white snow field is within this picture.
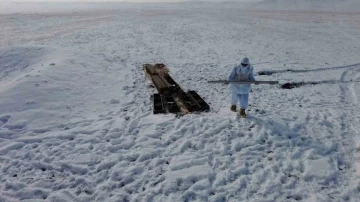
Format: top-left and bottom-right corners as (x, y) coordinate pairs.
(1, 0), (360, 201)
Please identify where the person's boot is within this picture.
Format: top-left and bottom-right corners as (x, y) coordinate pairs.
(239, 108), (246, 117)
(230, 105), (236, 112)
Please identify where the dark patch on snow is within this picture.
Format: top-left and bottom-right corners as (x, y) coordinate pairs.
(258, 70), (281, 75)
(26, 101), (36, 105)
(84, 189), (93, 195)
(255, 109), (266, 114)
(287, 194), (302, 201)
(279, 79), (360, 89)
(280, 82), (307, 89)
(0, 115), (11, 123)
(119, 182), (125, 187)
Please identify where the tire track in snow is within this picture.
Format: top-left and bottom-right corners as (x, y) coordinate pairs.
(346, 68), (360, 193)
(257, 62), (360, 76)
(331, 21), (360, 185)
(336, 67), (360, 198)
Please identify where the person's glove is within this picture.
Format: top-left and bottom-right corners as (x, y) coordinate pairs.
(224, 82), (229, 85)
(254, 81), (259, 85)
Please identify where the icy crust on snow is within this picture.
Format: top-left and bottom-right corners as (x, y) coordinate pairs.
(1, 2), (360, 202)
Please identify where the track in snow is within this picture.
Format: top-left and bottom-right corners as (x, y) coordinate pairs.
(256, 63), (360, 89)
(258, 63), (360, 76)
(280, 78), (360, 89)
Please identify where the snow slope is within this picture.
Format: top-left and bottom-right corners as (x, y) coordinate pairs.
(1, 1), (360, 201)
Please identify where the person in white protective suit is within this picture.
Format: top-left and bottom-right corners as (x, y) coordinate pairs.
(227, 57), (258, 117)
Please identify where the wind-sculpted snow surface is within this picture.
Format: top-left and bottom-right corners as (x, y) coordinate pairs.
(1, 2), (360, 202)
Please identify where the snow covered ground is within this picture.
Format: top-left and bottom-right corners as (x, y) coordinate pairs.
(1, 0), (360, 201)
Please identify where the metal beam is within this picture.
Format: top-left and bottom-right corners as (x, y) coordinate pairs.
(207, 80), (279, 85)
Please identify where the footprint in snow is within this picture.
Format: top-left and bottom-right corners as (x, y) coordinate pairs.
(0, 115), (11, 124)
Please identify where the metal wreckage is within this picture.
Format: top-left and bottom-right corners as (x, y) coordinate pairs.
(143, 63), (210, 115)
